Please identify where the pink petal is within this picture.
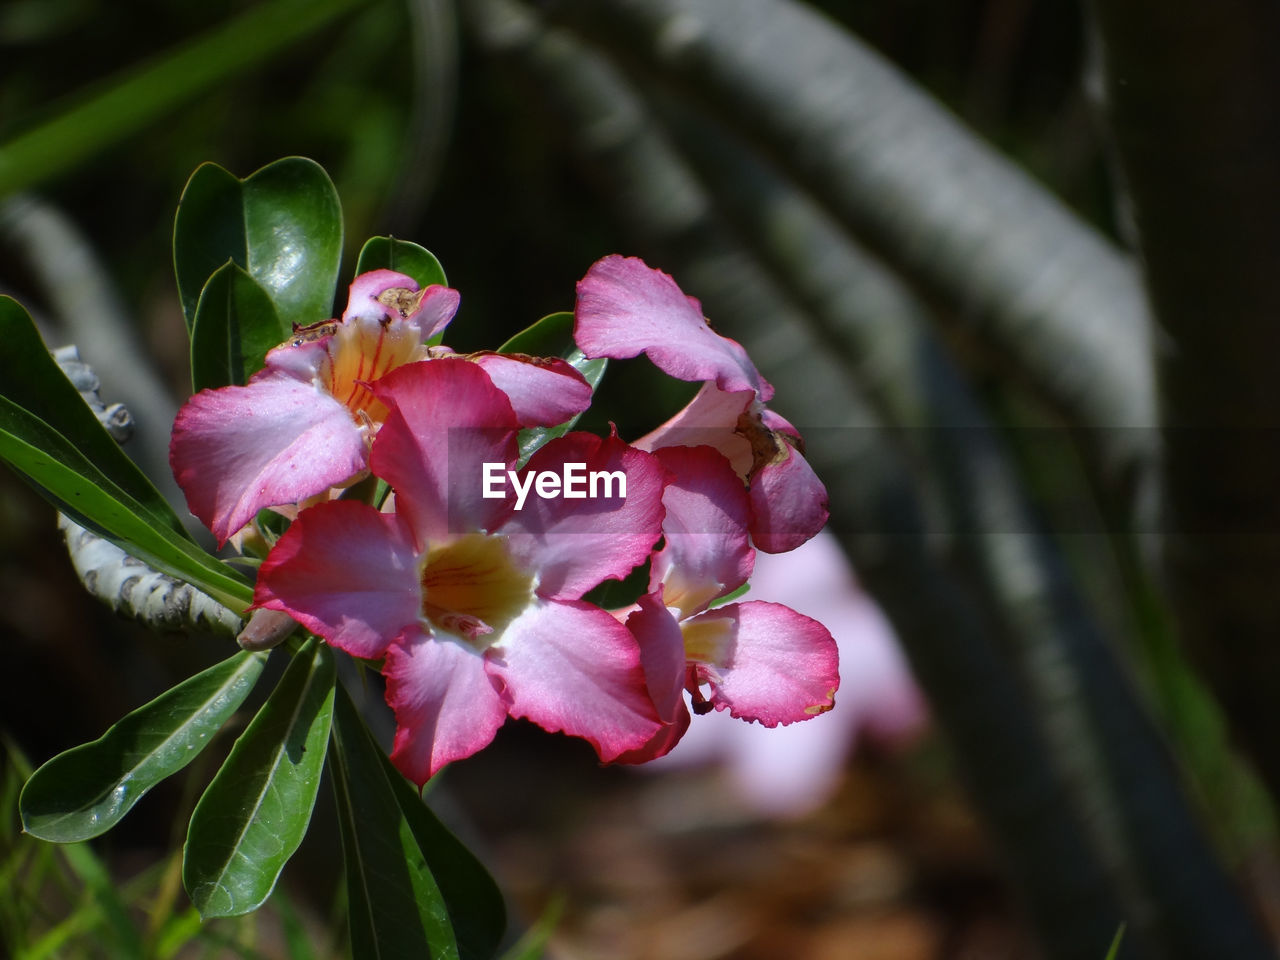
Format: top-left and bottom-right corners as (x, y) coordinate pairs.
(575, 255), (773, 400)
(370, 359), (520, 546)
(501, 432), (666, 600)
(260, 337), (332, 381)
(614, 593), (692, 763)
(634, 382), (755, 476)
(649, 446), (754, 619)
(685, 601), (839, 726)
(487, 599), (661, 761)
(469, 353), (593, 427)
(748, 430), (830, 554)
(385, 626), (509, 784)
(343, 270), (461, 342)
(253, 500), (421, 659)
(170, 375), (366, 545)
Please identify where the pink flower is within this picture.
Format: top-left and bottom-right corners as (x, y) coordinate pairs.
(647, 530), (927, 817)
(253, 358), (665, 784)
(172, 270), (592, 544)
(618, 445), (841, 763)
(575, 255), (829, 553)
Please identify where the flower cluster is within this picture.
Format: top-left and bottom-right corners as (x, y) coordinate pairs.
(170, 256), (840, 785)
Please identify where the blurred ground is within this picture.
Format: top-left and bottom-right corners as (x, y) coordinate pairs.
(446, 724), (1037, 960)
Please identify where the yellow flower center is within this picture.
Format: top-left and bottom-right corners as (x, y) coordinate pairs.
(419, 534), (535, 648)
(680, 613), (734, 665)
(326, 309), (428, 425)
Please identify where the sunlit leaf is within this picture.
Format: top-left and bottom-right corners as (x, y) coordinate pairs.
(20, 651), (267, 843)
(0, 296), (189, 540)
(498, 311), (608, 463)
(189, 261), (287, 391)
(184, 639), (335, 919)
(175, 157), (343, 332)
(0, 395), (251, 611)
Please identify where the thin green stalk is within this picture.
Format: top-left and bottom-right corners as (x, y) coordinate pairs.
(0, 0), (372, 197)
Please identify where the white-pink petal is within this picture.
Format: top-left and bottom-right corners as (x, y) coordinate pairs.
(385, 627), (509, 785)
(370, 359), (520, 546)
(170, 375), (366, 545)
(488, 599), (661, 761)
(575, 255), (772, 400)
(342, 270), (460, 343)
(469, 353), (593, 427)
(253, 500), (421, 659)
(649, 446), (754, 619)
(634, 382), (755, 476)
(687, 600), (839, 726)
(501, 432), (666, 600)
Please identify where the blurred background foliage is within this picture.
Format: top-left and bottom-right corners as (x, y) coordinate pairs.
(3, 0), (1280, 958)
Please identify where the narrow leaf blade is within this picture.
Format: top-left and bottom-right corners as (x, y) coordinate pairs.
(329, 685), (460, 960)
(384, 748), (507, 958)
(0, 396), (252, 610)
(21, 651), (267, 842)
(0, 296), (191, 540)
(184, 639), (336, 919)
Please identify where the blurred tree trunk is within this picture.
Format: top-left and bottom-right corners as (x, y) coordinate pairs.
(1092, 1), (1280, 802)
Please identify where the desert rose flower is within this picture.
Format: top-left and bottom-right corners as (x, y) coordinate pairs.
(648, 530), (926, 817)
(253, 358), (665, 784)
(172, 270), (592, 544)
(575, 254), (828, 553)
(619, 445), (840, 763)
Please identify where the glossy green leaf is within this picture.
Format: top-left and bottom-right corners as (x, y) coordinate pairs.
(329, 686), (460, 960)
(0, 394), (252, 611)
(184, 640), (335, 919)
(497, 311), (608, 463)
(174, 157), (343, 333)
(382, 740), (505, 957)
(20, 651), (267, 843)
(189, 261), (288, 392)
(0, 296), (190, 541)
(355, 236), (448, 289)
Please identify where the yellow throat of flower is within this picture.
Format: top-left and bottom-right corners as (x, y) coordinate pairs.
(326, 313), (428, 425)
(419, 534), (536, 648)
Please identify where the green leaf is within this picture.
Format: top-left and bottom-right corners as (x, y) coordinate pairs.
(0, 0), (371, 198)
(496, 895), (563, 960)
(174, 157), (343, 332)
(189, 261), (288, 391)
(382, 745), (506, 958)
(1104, 924), (1127, 960)
(20, 651), (267, 843)
(183, 640), (336, 919)
(329, 685), (460, 960)
(497, 311), (608, 463)
(355, 236), (448, 289)
(0, 394), (252, 611)
(0, 296), (190, 541)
